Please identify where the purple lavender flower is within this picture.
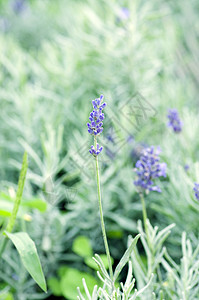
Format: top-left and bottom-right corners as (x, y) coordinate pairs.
(89, 144), (103, 157)
(193, 183), (199, 200)
(87, 95), (106, 156)
(87, 95), (106, 136)
(134, 146), (167, 193)
(167, 109), (183, 133)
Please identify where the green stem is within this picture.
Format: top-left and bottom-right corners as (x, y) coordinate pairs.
(94, 136), (113, 281)
(139, 192), (148, 234)
(6, 152), (28, 233)
(0, 152), (28, 259)
(139, 192), (153, 265)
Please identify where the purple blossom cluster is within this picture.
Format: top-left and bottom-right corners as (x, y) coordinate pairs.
(167, 109), (183, 133)
(87, 95), (106, 136)
(193, 183), (199, 200)
(87, 95), (106, 156)
(89, 143), (103, 156)
(134, 146), (167, 193)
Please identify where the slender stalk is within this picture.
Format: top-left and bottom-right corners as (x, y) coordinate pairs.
(6, 152), (28, 233)
(139, 192), (153, 258)
(94, 136), (113, 281)
(139, 192), (150, 244)
(0, 152), (28, 259)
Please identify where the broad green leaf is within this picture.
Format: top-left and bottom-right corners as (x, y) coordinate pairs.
(0, 293), (13, 300)
(0, 283), (14, 300)
(22, 198), (47, 212)
(85, 254), (113, 270)
(72, 236), (93, 258)
(113, 234), (140, 282)
(0, 191), (47, 213)
(0, 195), (46, 215)
(60, 268), (98, 300)
(48, 277), (62, 296)
(5, 231), (47, 293)
(58, 265), (69, 277)
(108, 230), (123, 239)
(0, 200), (26, 218)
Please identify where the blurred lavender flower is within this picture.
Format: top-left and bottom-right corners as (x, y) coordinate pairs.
(118, 7), (130, 21)
(89, 144), (103, 157)
(167, 108), (183, 133)
(184, 164), (190, 172)
(134, 146), (167, 193)
(87, 95), (106, 156)
(193, 183), (199, 200)
(11, 0), (27, 14)
(127, 135), (134, 144)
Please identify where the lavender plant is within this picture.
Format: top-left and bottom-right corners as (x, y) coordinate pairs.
(77, 96), (153, 299)
(0, 152), (47, 294)
(87, 95), (113, 280)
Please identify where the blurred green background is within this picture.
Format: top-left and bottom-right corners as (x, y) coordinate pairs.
(0, 0), (199, 299)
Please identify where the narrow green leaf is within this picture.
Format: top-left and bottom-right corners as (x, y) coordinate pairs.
(6, 152), (28, 233)
(113, 234), (140, 282)
(5, 231), (47, 293)
(22, 198), (47, 212)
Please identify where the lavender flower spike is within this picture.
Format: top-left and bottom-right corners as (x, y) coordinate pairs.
(87, 95), (106, 156)
(134, 146), (167, 193)
(167, 108), (183, 133)
(193, 183), (199, 200)
(89, 144), (103, 157)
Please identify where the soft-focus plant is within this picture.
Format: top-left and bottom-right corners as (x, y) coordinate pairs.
(1, 0), (199, 299)
(0, 152), (47, 298)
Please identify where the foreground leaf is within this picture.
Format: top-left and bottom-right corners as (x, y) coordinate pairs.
(5, 231), (47, 293)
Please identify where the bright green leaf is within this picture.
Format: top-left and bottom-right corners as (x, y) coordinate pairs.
(72, 236), (93, 258)
(60, 268), (98, 300)
(22, 198), (47, 212)
(108, 230), (123, 239)
(48, 277), (62, 296)
(5, 231), (47, 293)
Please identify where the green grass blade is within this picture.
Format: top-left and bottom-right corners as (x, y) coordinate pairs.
(6, 151), (28, 233)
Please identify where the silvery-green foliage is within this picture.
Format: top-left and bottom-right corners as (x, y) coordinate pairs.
(131, 220), (175, 298)
(77, 261), (154, 300)
(77, 222), (199, 300)
(77, 234), (154, 300)
(162, 232), (199, 300)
